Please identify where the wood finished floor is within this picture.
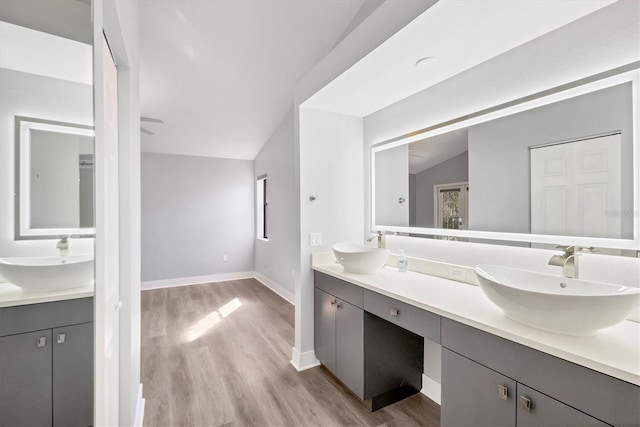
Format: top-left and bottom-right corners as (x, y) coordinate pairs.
(141, 278), (440, 427)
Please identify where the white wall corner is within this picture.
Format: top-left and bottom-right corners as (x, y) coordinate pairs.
(421, 374), (441, 405)
(134, 383), (145, 427)
(290, 347), (320, 372)
(253, 272), (295, 304)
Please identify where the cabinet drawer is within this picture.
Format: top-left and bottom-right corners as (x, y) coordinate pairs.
(364, 289), (440, 343)
(0, 298), (93, 336)
(314, 272), (363, 308)
(517, 384), (607, 427)
(442, 318), (639, 426)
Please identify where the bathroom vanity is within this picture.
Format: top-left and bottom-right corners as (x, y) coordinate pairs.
(0, 287), (94, 427)
(312, 260), (640, 426)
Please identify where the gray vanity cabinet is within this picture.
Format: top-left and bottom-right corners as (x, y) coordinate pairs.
(314, 287), (365, 398)
(441, 319), (634, 427)
(314, 272), (425, 411)
(0, 330), (53, 427)
(442, 348), (607, 427)
(0, 298), (93, 427)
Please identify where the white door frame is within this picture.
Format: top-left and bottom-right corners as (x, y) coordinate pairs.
(93, 1), (142, 425)
(433, 181), (469, 229)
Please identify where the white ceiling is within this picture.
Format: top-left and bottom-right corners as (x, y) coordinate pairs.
(139, 0), (364, 160)
(0, 22), (92, 85)
(408, 128), (467, 174)
(304, 0), (616, 117)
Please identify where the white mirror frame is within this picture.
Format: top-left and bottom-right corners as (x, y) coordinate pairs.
(15, 116), (95, 240)
(371, 66), (640, 251)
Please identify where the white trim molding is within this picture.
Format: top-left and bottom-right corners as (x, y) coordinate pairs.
(134, 383), (145, 427)
(253, 272), (295, 304)
(141, 272), (255, 290)
(421, 374), (441, 405)
(290, 347), (321, 372)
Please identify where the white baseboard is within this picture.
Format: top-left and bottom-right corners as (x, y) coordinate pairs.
(421, 374), (441, 405)
(141, 271), (255, 290)
(253, 272), (294, 304)
(134, 383), (145, 427)
(290, 347), (320, 371)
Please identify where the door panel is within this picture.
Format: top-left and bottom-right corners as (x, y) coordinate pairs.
(94, 30), (120, 425)
(314, 288), (336, 373)
(442, 348), (516, 427)
(0, 330), (53, 426)
(336, 300), (364, 399)
(531, 133), (621, 238)
(53, 322), (94, 426)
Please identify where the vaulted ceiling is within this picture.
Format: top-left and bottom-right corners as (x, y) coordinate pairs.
(139, 0), (365, 160)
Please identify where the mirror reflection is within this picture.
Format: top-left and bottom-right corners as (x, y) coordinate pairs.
(20, 118), (95, 230)
(375, 81), (634, 240)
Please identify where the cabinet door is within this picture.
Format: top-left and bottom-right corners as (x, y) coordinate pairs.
(335, 300), (364, 399)
(315, 288), (336, 373)
(53, 322), (94, 427)
(516, 384), (607, 427)
(442, 348), (516, 427)
(0, 330), (53, 426)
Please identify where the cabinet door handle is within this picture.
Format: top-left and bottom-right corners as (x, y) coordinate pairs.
(336, 302), (343, 309)
(497, 384), (509, 400)
(36, 336), (47, 348)
(389, 308), (399, 316)
(330, 300), (336, 307)
(520, 396), (532, 412)
(56, 333), (66, 344)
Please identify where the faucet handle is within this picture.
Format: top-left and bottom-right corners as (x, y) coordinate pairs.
(555, 245), (575, 255)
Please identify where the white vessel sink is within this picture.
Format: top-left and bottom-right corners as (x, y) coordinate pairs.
(474, 264), (640, 336)
(0, 255), (94, 292)
(333, 243), (390, 274)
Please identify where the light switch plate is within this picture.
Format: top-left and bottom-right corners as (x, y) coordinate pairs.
(310, 232), (322, 247)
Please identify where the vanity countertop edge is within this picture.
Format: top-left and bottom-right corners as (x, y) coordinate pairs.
(0, 282), (94, 308)
(312, 259), (640, 387)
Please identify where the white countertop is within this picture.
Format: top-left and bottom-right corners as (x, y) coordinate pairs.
(313, 260), (640, 386)
(0, 282), (94, 308)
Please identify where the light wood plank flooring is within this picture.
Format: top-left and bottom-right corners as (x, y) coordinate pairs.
(141, 278), (440, 427)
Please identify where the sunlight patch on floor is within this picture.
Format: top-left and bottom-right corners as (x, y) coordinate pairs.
(185, 297), (243, 342)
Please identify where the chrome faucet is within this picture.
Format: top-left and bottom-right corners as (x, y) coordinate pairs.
(56, 235), (70, 257)
(367, 231), (386, 249)
(548, 246), (594, 278)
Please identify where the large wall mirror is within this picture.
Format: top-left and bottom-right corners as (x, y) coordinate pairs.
(372, 66), (639, 251)
(15, 116), (95, 239)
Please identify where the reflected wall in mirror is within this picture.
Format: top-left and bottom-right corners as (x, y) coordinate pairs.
(373, 69), (638, 249)
(17, 117), (95, 236)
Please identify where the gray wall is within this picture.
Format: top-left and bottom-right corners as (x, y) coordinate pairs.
(409, 174), (416, 226)
(254, 110), (296, 297)
(414, 151), (468, 228)
(141, 152), (255, 282)
(375, 144), (409, 226)
(30, 132), (93, 228)
(468, 83), (633, 236)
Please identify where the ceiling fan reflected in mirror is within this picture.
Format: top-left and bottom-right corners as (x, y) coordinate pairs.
(140, 116), (164, 135)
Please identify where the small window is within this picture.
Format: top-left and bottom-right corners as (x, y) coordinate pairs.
(257, 175), (268, 239)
